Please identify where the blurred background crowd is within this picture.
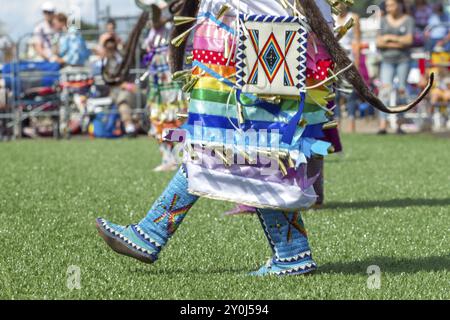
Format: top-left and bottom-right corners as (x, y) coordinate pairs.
(0, 0), (449, 141)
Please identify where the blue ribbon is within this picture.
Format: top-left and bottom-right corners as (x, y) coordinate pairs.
(181, 124), (284, 149)
(193, 61), (235, 86)
(187, 113), (287, 132)
(199, 12), (236, 36)
(281, 92), (306, 145)
(235, 89), (281, 116)
(143, 45), (169, 66)
(302, 123), (325, 139)
(143, 50), (155, 67)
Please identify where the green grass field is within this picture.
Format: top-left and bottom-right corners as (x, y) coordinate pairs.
(0, 134), (449, 300)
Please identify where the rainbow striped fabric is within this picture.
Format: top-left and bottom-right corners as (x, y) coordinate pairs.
(174, 2), (336, 210)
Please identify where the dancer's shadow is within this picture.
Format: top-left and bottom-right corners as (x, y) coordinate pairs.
(129, 256), (450, 276)
(325, 198), (450, 210)
(326, 157), (368, 163)
(318, 255), (450, 275)
(129, 265), (251, 276)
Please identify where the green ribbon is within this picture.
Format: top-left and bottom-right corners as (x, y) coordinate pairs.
(190, 89), (324, 113)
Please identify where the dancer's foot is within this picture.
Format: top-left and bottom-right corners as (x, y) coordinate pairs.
(164, 162), (178, 171)
(153, 164), (165, 172)
(23, 127), (38, 139)
(223, 204), (257, 216)
(250, 252), (317, 276)
(311, 202), (323, 210)
(396, 127), (406, 135)
(153, 163), (178, 172)
(96, 218), (162, 264)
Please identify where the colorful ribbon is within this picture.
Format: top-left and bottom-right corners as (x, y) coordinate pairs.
(193, 36), (236, 55)
(187, 112), (287, 132)
(281, 92), (306, 145)
(193, 61), (281, 116)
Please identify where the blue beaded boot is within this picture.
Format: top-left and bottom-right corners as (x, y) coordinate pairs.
(96, 166), (198, 264)
(251, 209), (317, 276)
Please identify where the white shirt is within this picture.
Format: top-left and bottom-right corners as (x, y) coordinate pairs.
(428, 14), (449, 39)
(33, 20), (56, 59)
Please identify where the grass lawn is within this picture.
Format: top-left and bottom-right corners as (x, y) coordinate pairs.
(0, 134), (449, 299)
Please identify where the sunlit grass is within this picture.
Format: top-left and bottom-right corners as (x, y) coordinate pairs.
(0, 133), (449, 299)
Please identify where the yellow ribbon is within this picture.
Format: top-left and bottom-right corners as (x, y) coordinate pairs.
(194, 77), (234, 92)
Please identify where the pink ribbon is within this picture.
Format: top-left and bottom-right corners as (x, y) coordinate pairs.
(195, 22), (234, 42)
(193, 36), (236, 53)
(306, 35), (332, 71)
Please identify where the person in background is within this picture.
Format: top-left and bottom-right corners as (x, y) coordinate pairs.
(32, 1), (57, 61)
(425, 3), (450, 52)
(435, 30), (450, 51)
(145, 3), (184, 172)
(334, 3), (361, 133)
(411, 0), (433, 31)
(376, 0), (414, 135)
(410, 0), (433, 46)
(102, 38), (122, 73)
(144, 4), (171, 51)
(103, 37), (140, 137)
(0, 35), (14, 63)
(430, 70), (450, 109)
(379, 1), (385, 15)
(0, 78), (11, 140)
(98, 19), (123, 57)
(51, 13), (90, 66)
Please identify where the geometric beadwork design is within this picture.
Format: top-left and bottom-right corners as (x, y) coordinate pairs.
(248, 31), (291, 85)
(236, 14), (308, 96)
(259, 33), (284, 83)
(282, 212), (307, 242)
(153, 194), (193, 235)
(247, 29), (260, 84)
(97, 218), (159, 256)
(273, 261), (317, 276)
(284, 31), (296, 86)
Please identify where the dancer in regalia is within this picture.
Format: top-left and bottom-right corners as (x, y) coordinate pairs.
(96, 0), (433, 276)
(145, 2), (188, 172)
